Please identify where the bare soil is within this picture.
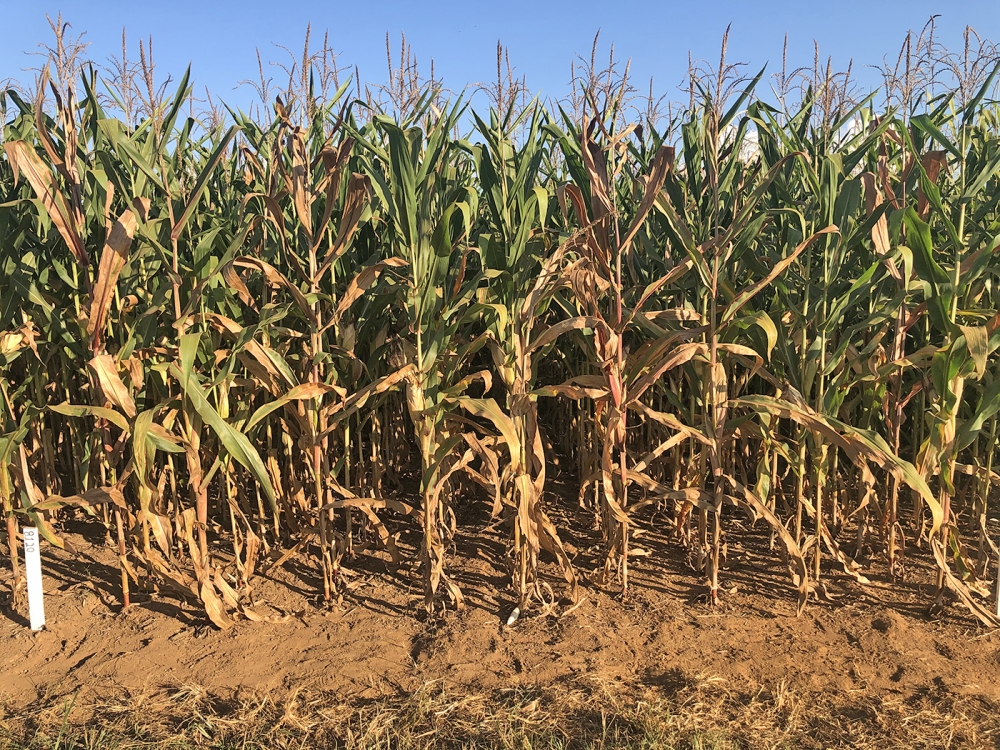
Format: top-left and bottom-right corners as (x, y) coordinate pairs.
(2, 488), (1000, 747)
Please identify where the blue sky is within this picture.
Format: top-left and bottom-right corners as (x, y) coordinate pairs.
(2, 0), (998, 113)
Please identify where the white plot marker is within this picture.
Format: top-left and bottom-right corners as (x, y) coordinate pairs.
(23, 527), (45, 631)
(996, 550), (1000, 620)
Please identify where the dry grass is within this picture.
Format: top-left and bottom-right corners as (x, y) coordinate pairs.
(3, 675), (999, 750)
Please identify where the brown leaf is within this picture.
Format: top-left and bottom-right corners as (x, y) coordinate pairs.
(860, 172), (893, 263)
(88, 210), (137, 350)
(202, 312), (296, 388)
(725, 475), (810, 615)
(319, 173), (371, 275)
(918, 150), (948, 219)
(137, 509), (174, 558)
(4, 141), (87, 265)
(619, 145), (674, 252)
(88, 354), (137, 418)
(200, 579), (235, 630)
(28, 486), (127, 513)
(332, 257), (407, 323)
(931, 539), (1000, 627)
(288, 130), (313, 240)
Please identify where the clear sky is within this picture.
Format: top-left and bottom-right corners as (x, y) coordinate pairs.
(2, 0), (998, 113)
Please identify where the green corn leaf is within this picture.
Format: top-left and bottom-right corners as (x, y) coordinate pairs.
(168, 363), (276, 509)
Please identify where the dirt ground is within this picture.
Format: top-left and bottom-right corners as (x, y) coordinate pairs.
(2, 490), (1000, 747)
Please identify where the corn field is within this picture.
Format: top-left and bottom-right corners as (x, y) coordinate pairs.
(2, 22), (1000, 629)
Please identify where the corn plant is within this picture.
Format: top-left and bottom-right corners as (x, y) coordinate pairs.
(1, 29), (999, 628)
